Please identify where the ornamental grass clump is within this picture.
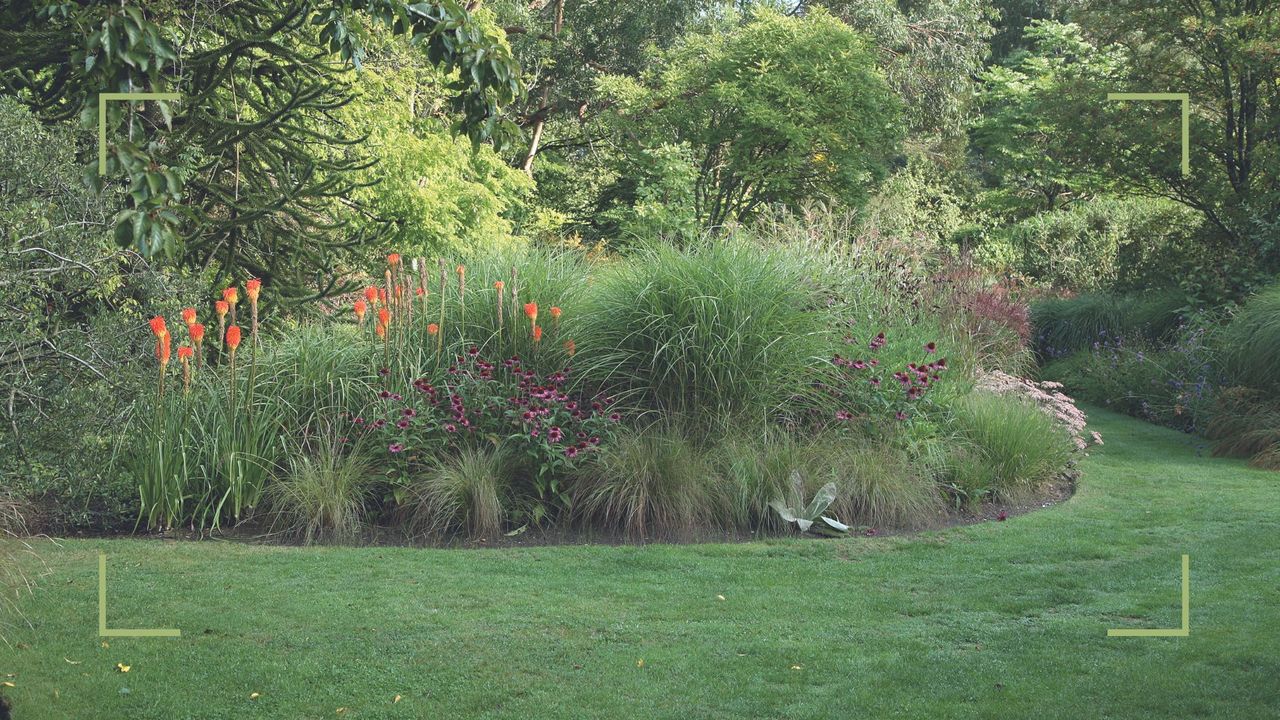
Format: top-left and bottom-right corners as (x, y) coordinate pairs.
(575, 238), (830, 422)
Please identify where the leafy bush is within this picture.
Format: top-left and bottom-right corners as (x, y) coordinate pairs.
(949, 392), (1074, 501)
(572, 423), (719, 540)
(1002, 197), (1203, 292)
(576, 238), (831, 421)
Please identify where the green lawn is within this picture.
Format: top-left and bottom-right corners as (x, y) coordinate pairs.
(3, 407), (1278, 719)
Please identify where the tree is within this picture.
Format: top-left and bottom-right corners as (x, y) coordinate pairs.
(598, 7), (902, 231)
(1073, 0), (1280, 278)
(0, 0), (522, 301)
(970, 21), (1125, 216)
(805, 0), (996, 139)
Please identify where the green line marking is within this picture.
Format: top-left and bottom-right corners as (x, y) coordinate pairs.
(97, 91), (181, 175)
(1108, 554), (1190, 637)
(98, 553), (181, 638)
(1106, 92), (1190, 177)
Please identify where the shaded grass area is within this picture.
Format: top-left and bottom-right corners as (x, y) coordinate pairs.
(3, 408), (1278, 719)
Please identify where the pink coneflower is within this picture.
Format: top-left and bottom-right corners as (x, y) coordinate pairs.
(924, 342), (937, 353)
(548, 426), (564, 443)
(444, 423), (457, 433)
(565, 446), (579, 458)
(402, 408), (416, 418)
(608, 412), (621, 422)
(396, 419), (410, 429)
(895, 411), (908, 421)
(835, 410), (853, 420)
(869, 332), (886, 350)
(388, 443), (405, 453)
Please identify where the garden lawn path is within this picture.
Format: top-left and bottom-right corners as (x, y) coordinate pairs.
(2, 407), (1278, 719)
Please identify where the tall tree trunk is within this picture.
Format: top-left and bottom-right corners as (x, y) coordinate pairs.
(521, 0), (565, 176)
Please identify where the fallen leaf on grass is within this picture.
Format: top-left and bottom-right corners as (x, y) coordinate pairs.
(790, 665), (803, 671)
(336, 708), (347, 715)
(1, 681), (14, 688)
(636, 659), (644, 668)
(115, 663), (130, 673)
(716, 594), (726, 601)
(394, 695), (401, 703)
(63, 658), (81, 665)
(249, 692), (260, 700)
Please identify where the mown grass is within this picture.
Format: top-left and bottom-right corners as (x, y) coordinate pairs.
(2, 408), (1278, 719)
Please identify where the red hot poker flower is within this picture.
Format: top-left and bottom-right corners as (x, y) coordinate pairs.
(226, 325), (242, 352)
(427, 323), (439, 336)
(246, 278), (262, 303)
(550, 306), (562, 320)
(388, 253), (401, 266)
(364, 286), (378, 304)
(378, 307), (390, 327)
(189, 323), (205, 344)
(215, 300), (229, 318)
(177, 345), (194, 362)
(354, 300), (367, 321)
(524, 303), (538, 322)
(533, 325), (543, 343)
(149, 316), (168, 338)
(156, 333), (172, 365)
(181, 308), (197, 327)
(223, 286), (239, 306)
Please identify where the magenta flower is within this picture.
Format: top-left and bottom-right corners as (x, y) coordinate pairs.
(895, 411), (908, 421)
(388, 443), (405, 453)
(396, 419), (410, 429)
(444, 423), (457, 433)
(608, 412), (621, 422)
(565, 446), (580, 458)
(836, 410), (853, 420)
(924, 342), (937, 354)
(548, 426), (564, 443)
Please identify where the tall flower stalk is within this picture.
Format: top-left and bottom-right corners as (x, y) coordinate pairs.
(437, 258), (447, 355)
(245, 278), (261, 346)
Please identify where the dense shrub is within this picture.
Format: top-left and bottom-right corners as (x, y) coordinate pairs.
(1002, 197), (1203, 292)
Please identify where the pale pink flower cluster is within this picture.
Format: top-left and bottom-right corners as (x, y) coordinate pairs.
(975, 370), (1102, 451)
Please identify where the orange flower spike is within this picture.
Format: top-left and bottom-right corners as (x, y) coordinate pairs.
(494, 280), (505, 292)
(550, 306), (562, 319)
(189, 323), (205, 344)
(215, 300), (229, 319)
(378, 307), (390, 328)
(364, 286), (378, 304)
(226, 325), (242, 353)
(427, 323), (439, 336)
(181, 307), (197, 327)
(378, 288), (388, 306)
(245, 278), (262, 304)
(523, 302), (538, 322)
(532, 325), (543, 343)
(149, 315), (168, 338)
(223, 286), (239, 306)
(177, 345), (194, 362)
(354, 300), (367, 323)
(375, 322), (387, 339)
(156, 333), (172, 365)
(564, 339), (576, 357)
(456, 264), (466, 279)
(388, 253), (401, 267)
